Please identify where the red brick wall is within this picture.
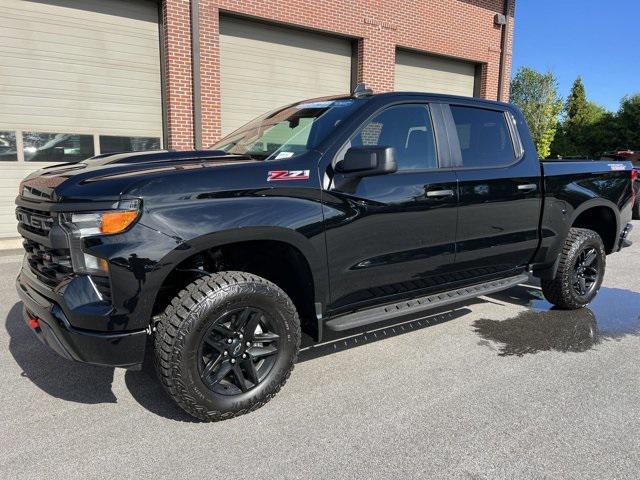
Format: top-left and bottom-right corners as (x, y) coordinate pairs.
(161, 0), (194, 150)
(162, 0), (516, 150)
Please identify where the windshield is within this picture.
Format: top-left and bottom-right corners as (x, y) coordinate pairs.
(210, 98), (365, 160)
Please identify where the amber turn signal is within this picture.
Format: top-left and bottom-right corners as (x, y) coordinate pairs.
(100, 210), (139, 234)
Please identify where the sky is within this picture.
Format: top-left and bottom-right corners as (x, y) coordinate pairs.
(511, 0), (639, 112)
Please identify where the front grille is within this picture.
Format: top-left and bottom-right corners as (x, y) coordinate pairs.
(23, 238), (73, 287)
(16, 206), (54, 237)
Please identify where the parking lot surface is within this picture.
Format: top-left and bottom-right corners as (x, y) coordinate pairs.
(1, 225), (639, 479)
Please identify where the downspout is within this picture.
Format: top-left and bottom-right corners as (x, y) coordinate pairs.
(190, 0), (203, 149)
(497, 0), (510, 102)
(158, 1), (169, 148)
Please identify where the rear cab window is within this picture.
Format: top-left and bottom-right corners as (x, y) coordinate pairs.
(449, 105), (517, 168)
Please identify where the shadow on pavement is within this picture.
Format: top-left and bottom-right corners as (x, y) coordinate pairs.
(5, 302), (117, 404)
(7, 283), (640, 419)
(5, 302), (196, 421)
(123, 344), (203, 423)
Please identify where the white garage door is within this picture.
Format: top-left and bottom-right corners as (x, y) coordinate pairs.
(395, 50), (476, 97)
(220, 17), (353, 135)
(0, 0), (162, 238)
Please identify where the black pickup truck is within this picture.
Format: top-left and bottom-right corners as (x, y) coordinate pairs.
(15, 89), (635, 421)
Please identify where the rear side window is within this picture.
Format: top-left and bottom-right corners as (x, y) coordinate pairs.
(450, 106), (516, 168)
(340, 104), (438, 171)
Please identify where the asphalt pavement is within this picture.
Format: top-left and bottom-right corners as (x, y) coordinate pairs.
(1, 225), (639, 479)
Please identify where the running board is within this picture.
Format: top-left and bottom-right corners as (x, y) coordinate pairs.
(325, 273), (529, 332)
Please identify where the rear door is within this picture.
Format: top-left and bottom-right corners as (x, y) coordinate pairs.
(446, 103), (541, 277)
(322, 102), (459, 312)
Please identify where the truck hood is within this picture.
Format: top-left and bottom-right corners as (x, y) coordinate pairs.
(19, 150), (257, 203)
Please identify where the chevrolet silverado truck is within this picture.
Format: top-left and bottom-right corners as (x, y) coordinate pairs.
(15, 88), (635, 421)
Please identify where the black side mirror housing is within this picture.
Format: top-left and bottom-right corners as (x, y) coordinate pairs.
(335, 146), (397, 177)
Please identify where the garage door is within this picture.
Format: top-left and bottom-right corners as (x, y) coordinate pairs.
(0, 0), (162, 238)
(395, 50), (476, 97)
(220, 17), (352, 135)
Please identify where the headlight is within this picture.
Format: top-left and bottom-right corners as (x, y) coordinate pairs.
(61, 199), (141, 275)
(67, 199), (141, 237)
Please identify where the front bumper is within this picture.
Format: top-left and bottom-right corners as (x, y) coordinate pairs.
(16, 266), (147, 368)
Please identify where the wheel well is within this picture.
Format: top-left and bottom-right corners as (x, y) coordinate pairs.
(572, 206), (617, 253)
(153, 240), (318, 338)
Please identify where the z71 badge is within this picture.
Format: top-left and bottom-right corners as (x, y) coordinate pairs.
(267, 170), (310, 181)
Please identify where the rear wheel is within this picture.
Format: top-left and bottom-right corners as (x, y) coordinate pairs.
(154, 271), (300, 421)
(541, 228), (606, 309)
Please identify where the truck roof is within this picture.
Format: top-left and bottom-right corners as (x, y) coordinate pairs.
(358, 91), (512, 109)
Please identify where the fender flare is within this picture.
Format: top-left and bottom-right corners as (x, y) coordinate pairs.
(543, 198), (620, 279)
(150, 226), (328, 310)
(567, 198), (620, 236)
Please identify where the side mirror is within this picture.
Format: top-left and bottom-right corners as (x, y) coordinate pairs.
(335, 146), (397, 177)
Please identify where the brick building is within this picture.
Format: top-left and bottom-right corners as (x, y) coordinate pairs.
(0, 0), (515, 238)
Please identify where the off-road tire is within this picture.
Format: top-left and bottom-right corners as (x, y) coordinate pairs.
(541, 228), (606, 309)
(154, 271), (300, 421)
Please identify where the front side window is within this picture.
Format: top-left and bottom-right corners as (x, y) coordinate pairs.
(450, 106), (516, 168)
(23, 132), (94, 163)
(211, 98), (366, 160)
(337, 104), (438, 171)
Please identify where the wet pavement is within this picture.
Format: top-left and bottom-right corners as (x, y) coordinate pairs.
(1, 226), (639, 479)
(474, 285), (640, 356)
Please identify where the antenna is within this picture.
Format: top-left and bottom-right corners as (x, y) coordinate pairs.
(352, 83), (373, 98)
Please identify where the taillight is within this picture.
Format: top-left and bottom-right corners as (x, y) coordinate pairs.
(632, 169), (638, 202)
(632, 168), (638, 182)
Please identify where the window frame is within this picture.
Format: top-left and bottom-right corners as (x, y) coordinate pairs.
(444, 103), (523, 171)
(331, 102), (446, 174)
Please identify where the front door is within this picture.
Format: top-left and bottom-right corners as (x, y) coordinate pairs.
(322, 103), (459, 312)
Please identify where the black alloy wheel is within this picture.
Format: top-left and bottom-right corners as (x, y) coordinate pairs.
(541, 227), (606, 309)
(571, 247), (601, 297)
(198, 307), (280, 395)
(154, 271), (300, 422)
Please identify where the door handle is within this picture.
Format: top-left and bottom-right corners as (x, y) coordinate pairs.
(426, 189), (455, 198)
(517, 183), (537, 192)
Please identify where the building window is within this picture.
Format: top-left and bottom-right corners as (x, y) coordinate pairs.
(100, 135), (161, 154)
(23, 132), (94, 163)
(0, 131), (18, 161)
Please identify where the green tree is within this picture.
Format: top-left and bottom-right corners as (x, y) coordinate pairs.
(510, 67), (563, 158)
(553, 76), (608, 157)
(566, 76), (588, 121)
(615, 93), (640, 149)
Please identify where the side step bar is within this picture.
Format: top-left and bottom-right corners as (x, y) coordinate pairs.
(325, 273), (529, 332)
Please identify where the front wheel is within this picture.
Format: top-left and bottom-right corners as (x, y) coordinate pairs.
(154, 271), (300, 421)
(541, 228), (606, 309)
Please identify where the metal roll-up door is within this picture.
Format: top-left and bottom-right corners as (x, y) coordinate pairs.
(395, 50), (476, 97)
(220, 16), (353, 135)
(0, 0), (162, 238)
